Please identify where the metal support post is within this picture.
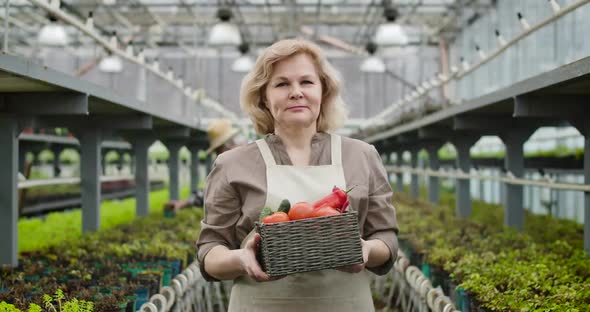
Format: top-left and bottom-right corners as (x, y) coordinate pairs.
(188, 145), (202, 194)
(410, 147), (419, 198)
(572, 120), (590, 255)
(51, 145), (64, 177)
(132, 138), (152, 217)
(500, 130), (533, 230)
(0, 116), (19, 267)
(130, 152), (135, 175)
(79, 129), (102, 232)
(452, 136), (479, 218)
(395, 150), (404, 193)
(585, 135), (589, 255)
(425, 143), (442, 205)
(18, 144), (26, 174)
(3, 0), (10, 52)
(165, 140), (184, 201)
(117, 150), (124, 173)
(385, 152), (393, 184)
(31, 150), (40, 167)
(101, 149), (108, 175)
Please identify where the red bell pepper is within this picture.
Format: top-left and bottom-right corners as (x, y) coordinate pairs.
(312, 185), (354, 213)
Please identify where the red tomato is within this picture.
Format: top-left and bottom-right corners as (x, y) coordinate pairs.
(311, 206), (341, 218)
(288, 202), (315, 220)
(262, 212), (290, 224)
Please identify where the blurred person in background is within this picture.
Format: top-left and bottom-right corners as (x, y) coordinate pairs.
(164, 118), (243, 210)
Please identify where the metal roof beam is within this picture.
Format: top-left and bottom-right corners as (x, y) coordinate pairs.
(0, 92), (88, 115)
(514, 95), (589, 119)
(37, 114), (153, 130)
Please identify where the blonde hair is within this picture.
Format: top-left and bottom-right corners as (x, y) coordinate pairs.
(240, 38), (348, 135)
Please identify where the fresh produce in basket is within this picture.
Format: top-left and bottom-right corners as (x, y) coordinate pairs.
(260, 200), (292, 224)
(310, 206), (340, 217)
(277, 199), (291, 214)
(312, 186), (354, 213)
(255, 186), (363, 276)
(288, 202), (315, 220)
(255, 211), (363, 276)
(258, 186), (355, 223)
(258, 206), (273, 222)
(262, 211), (290, 224)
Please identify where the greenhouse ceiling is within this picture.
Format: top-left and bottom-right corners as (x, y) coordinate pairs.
(2, 0), (494, 51)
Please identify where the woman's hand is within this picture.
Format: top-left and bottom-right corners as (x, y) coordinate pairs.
(239, 233), (275, 282)
(336, 238), (371, 273)
(336, 238), (390, 273)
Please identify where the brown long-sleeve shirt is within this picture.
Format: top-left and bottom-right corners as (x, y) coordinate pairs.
(196, 132), (399, 281)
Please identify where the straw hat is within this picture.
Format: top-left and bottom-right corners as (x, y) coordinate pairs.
(206, 119), (240, 154)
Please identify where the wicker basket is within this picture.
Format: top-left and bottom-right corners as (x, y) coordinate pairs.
(255, 212), (363, 277)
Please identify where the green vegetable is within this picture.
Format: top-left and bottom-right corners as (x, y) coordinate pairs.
(258, 206), (273, 223)
(277, 199), (291, 214)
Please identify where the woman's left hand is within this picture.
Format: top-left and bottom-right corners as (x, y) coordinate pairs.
(336, 238), (370, 273)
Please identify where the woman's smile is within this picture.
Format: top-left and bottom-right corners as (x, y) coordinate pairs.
(286, 105), (309, 111)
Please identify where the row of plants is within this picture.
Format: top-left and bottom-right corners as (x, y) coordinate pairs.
(394, 189), (589, 311)
(31, 145), (210, 166)
(2, 192), (202, 311)
(23, 180), (164, 208)
(18, 187), (188, 252)
(435, 142), (584, 161)
(378, 142), (582, 165)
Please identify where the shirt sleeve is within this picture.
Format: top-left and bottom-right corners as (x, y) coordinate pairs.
(363, 145), (399, 276)
(196, 154), (242, 281)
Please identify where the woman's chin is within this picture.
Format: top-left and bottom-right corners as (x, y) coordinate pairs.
(279, 116), (316, 129)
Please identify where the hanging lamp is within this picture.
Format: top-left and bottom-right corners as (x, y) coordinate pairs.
(99, 52), (123, 73)
(374, 6), (408, 46)
(208, 8), (242, 46)
(360, 42), (386, 73)
(232, 43), (254, 72)
(37, 16), (69, 46)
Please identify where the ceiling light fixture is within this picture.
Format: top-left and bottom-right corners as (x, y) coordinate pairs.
(37, 16), (69, 46)
(99, 53), (123, 73)
(232, 43), (254, 72)
(374, 6), (408, 46)
(360, 42), (386, 73)
(208, 8), (242, 46)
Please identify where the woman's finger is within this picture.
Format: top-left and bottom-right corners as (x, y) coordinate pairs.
(242, 234), (274, 282)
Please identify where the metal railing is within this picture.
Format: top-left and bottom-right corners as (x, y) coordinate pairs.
(17, 175), (141, 189)
(138, 260), (230, 312)
(385, 165), (590, 193)
(372, 250), (458, 312)
(137, 250), (459, 312)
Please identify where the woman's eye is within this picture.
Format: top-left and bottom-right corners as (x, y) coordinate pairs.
(276, 82), (287, 87)
(302, 80), (313, 84)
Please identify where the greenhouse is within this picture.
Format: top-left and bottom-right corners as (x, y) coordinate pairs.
(0, 0), (589, 311)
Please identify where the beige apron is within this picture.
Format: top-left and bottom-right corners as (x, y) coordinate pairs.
(227, 133), (374, 312)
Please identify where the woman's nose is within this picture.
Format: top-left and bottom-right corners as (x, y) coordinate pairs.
(289, 86), (303, 100)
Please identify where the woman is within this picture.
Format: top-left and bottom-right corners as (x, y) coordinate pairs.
(196, 38), (399, 312)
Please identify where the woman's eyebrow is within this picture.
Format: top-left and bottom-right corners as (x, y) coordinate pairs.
(272, 74), (316, 81)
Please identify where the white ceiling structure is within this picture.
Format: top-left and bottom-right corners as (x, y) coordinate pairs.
(2, 0), (494, 52)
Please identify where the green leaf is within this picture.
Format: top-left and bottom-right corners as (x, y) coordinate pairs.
(259, 206), (273, 222)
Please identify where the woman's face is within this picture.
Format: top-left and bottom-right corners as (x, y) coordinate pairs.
(264, 53), (323, 131)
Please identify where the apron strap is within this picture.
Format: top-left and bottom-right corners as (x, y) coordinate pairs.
(257, 134), (341, 166)
(330, 133), (342, 166)
(256, 138), (277, 166)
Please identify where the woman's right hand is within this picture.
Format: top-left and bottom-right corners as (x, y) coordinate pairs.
(239, 233), (274, 282)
